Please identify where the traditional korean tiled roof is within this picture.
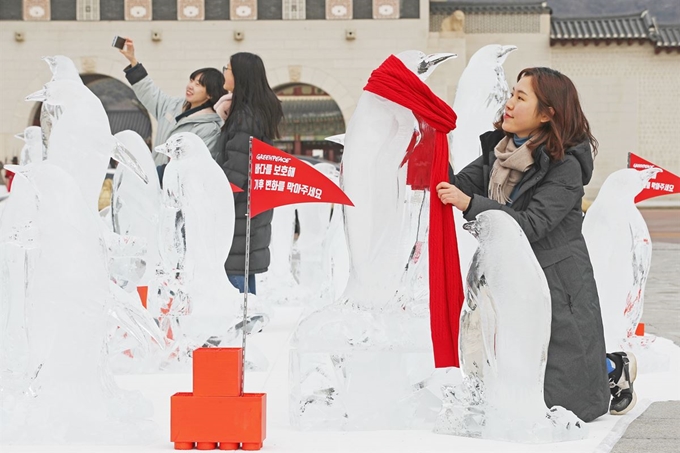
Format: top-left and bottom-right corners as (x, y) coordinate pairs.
(430, 1), (551, 15)
(656, 24), (680, 51)
(280, 96), (344, 125)
(550, 10), (680, 52)
(278, 96), (345, 140)
(550, 11), (655, 43)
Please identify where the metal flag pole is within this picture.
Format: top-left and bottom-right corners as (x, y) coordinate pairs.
(240, 136), (253, 396)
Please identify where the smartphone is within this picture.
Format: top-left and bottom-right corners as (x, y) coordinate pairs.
(112, 36), (126, 50)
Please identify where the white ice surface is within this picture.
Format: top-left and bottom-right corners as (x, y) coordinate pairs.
(3, 305), (678, 453)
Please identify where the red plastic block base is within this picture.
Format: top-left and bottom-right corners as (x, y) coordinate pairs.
(170, 347), (266, 450)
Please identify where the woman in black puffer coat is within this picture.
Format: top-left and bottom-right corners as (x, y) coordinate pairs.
(437, 68), (616, 422)
(213, 52), (283, 294)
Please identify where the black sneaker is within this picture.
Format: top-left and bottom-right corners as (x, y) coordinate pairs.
(607, 351), (638, 415)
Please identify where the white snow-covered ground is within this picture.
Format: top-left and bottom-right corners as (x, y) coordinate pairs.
(3, 304), (679, 453)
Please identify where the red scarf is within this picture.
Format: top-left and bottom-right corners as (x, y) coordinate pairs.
(364, 55), (464, 368)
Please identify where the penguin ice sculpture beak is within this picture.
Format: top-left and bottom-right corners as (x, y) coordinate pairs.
(3, 164), (21, 173)
(640, 167), (663, 184)
(26, 88), (47, 102)
(42, 56), (57, 71)
(417, 52), (457, 76)
(14, 132), (25, 141)
(499, 45), (518, 60)
(3, 165), (26, 182)
(463, 220), (481, 239)
(155, 143), (170, 157)
(325, 133), (345, 146)
(113, 140), (149, 184)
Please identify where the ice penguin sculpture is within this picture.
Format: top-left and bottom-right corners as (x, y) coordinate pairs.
(111, 130), (162, 285)
(290, 51), (457, 430)
(0, 162), (155, 444)
(449, 45), (516, 278)
(339, 50), (457, 310)
(450, 44), (517, 173)
(151, 132), (239, 358)
(435, 210), (586, 443)
(26, 79), (147, 211)
(43, 54), (80, 82)
(583, 167), (662, 351)
(40, 55), (81, 151)
(16, 126), (45, 164)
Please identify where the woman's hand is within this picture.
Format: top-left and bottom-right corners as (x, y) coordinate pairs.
(120, 39), (138, 67)
(436, 182), (471, 212)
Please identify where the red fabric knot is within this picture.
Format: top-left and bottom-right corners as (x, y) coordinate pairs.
(364, 54), (464, 368)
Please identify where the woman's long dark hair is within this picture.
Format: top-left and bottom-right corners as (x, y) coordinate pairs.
(493, 67), (598, 161)
(223, 52), (283, 139)
(182, 67), (226, 111)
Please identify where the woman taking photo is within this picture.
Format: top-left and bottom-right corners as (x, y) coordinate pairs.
(214, 52), (283, 294)
(436, 67), (636, 421)
(119, 39), (225, 171)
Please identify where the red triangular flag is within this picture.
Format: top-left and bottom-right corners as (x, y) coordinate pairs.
(249, 138), (353, 218)
(628, 153), (680, 203)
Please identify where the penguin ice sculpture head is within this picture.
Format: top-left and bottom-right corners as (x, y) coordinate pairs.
(14, 126), (41, 144)
(42, 55), (81, 82)
(465, 44), (517, 69)
(3, 161), (63, 194)
(25, 79), (83, 107)
(155, 135), (184, 161)
(494, 45), (517, 65)
(599, 167), (663, 201)
(155, 132), (211, 161)
(463, 210), (523, 243)
(395, 50), (457, 82)
(463, 219), (482, 239)
(15, 126), (43, 165)
(459, 44), (517, 117)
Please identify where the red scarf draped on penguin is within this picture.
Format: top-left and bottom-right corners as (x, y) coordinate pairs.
(364, 54), (464, 368)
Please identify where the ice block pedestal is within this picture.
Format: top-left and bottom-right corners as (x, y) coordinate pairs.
(170, 348), (266, 450)
(289, 310), (460, 430)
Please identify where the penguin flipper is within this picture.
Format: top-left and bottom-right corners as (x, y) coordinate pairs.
(478, 277), (498, 373)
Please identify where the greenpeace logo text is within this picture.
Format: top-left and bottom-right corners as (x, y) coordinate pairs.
(256, 154), (291, 163)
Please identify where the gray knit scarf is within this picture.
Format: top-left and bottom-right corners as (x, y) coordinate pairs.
(488, 136), (535, 204)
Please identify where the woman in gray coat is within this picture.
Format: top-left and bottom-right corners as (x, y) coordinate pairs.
(437, 67), (636, 421)
(119, 39), (225, 169)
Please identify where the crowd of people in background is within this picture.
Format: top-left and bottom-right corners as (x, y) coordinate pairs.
(119, 40), (282, 295)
